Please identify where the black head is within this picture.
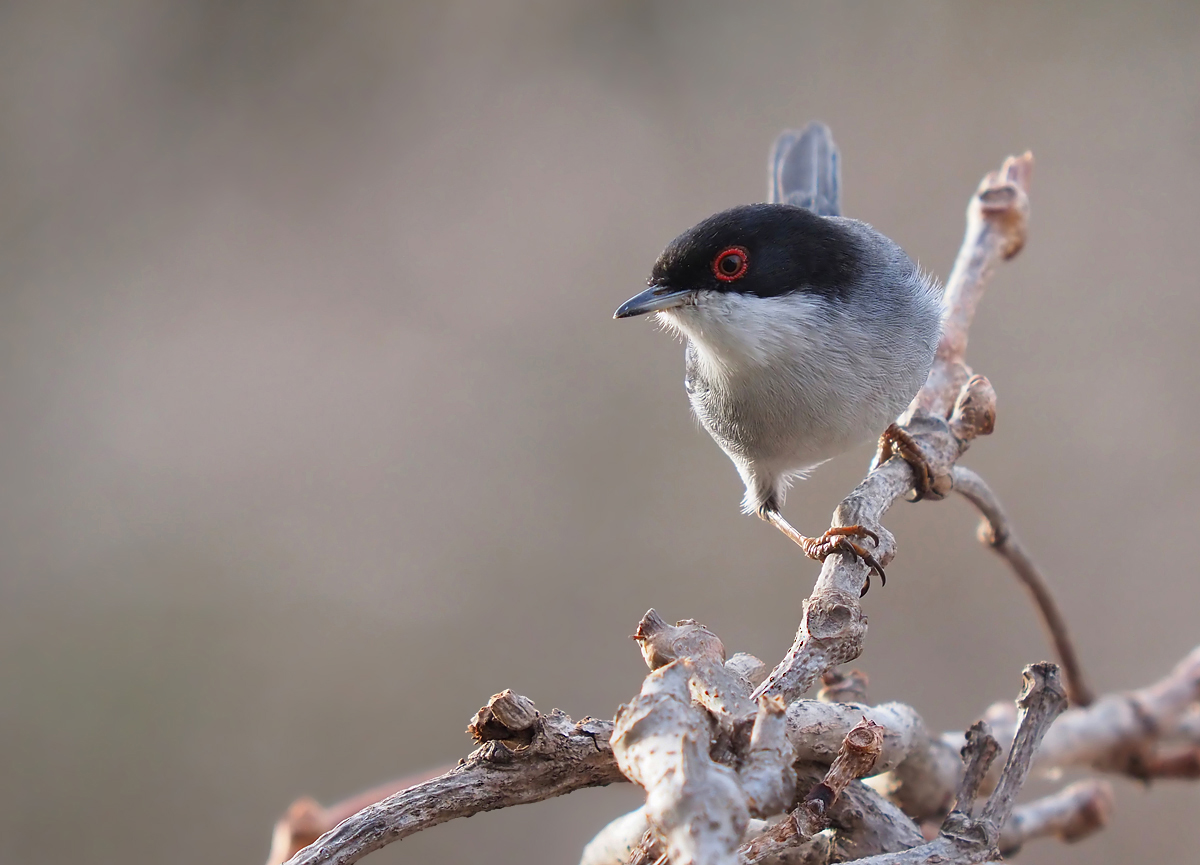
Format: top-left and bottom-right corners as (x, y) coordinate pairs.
(652, 203), (863, 301)
(615, 203), (865, 319)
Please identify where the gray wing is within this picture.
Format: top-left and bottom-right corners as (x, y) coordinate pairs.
(767, 121), (840, 216)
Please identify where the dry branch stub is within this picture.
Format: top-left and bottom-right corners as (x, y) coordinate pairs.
(634, 609), (726, 670)
(467, 689), (540, 745)
(979, 664), (1068, 829)
(800, 719), (885, 832)
(951, 721), (1000, 816)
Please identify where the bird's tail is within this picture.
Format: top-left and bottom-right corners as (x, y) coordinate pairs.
(767, 121), (841, 216)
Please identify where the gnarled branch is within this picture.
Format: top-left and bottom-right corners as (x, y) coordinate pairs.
(283, 695), (622, 865)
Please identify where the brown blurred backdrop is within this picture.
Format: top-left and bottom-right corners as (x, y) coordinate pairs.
(2, 2), (1199, 863)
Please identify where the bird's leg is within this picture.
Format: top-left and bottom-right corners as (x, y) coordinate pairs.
(876, 422), (935, 502)
(760, 508), (886, 596)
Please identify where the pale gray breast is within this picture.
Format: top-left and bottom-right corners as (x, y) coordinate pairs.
(684, 336), (854, 469)
(681, 230), (940, 473)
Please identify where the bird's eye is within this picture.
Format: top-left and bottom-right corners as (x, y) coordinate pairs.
(712, 247), (749, 282)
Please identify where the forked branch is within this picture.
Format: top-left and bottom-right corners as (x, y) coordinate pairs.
(839, 664), (1067, 865)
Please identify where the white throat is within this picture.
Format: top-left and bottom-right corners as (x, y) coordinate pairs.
(657, 291), (833, 382)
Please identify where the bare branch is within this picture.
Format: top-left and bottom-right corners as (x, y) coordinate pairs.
(980, 644), (1200, 778)
(752, 154), (1032, 704)
(266, 769), (449, 865)
(613, 659), (749, 865)
(276, 643), (1196, 865)
(749, 458), (907, 702)
(831, 663), (1067, 865)
(950, 722), (999, 816)
(916, 153), (1033, 419)
(787, 700), (923, 774)
(979, 663), (1069, 827)
(998, 779), (1115, 856)
(742, 695), (797, 817)
(283, 698), (622, 865)
(953, 465), (1094, 706)
(634, 609), (726, 671)
(799, 719), (884, 833)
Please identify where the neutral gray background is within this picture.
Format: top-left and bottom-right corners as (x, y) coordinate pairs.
(2, 2), (1199, 863)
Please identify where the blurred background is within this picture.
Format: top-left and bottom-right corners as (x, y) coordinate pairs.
(2, 2), (1199, 863)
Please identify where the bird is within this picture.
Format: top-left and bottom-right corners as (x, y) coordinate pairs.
(614, 122), (941, 590)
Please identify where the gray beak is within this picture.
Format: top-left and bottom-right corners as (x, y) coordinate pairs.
(613, 285), (693, 319)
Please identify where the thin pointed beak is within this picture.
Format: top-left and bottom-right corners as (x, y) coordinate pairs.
(613, 285), (694, 319)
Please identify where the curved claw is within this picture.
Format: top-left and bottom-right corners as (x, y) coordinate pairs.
(800, 528), (887, 595)
(839, 539), (886, 596)
(878, 423), (936, 503)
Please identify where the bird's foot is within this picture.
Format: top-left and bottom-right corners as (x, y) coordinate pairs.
(876, 422), (938, 502)
(801, 526), (886, 596)
(761, 510), (886, 596)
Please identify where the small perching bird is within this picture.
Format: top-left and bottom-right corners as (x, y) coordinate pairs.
(615, 123), (941, 588)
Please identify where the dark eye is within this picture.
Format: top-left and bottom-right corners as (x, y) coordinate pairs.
(712, 246), (749, 282)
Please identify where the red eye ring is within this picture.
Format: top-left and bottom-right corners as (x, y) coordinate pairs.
(712, 246), (749, 282)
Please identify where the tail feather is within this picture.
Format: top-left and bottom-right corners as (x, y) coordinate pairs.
(768, 122), (840, 216)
